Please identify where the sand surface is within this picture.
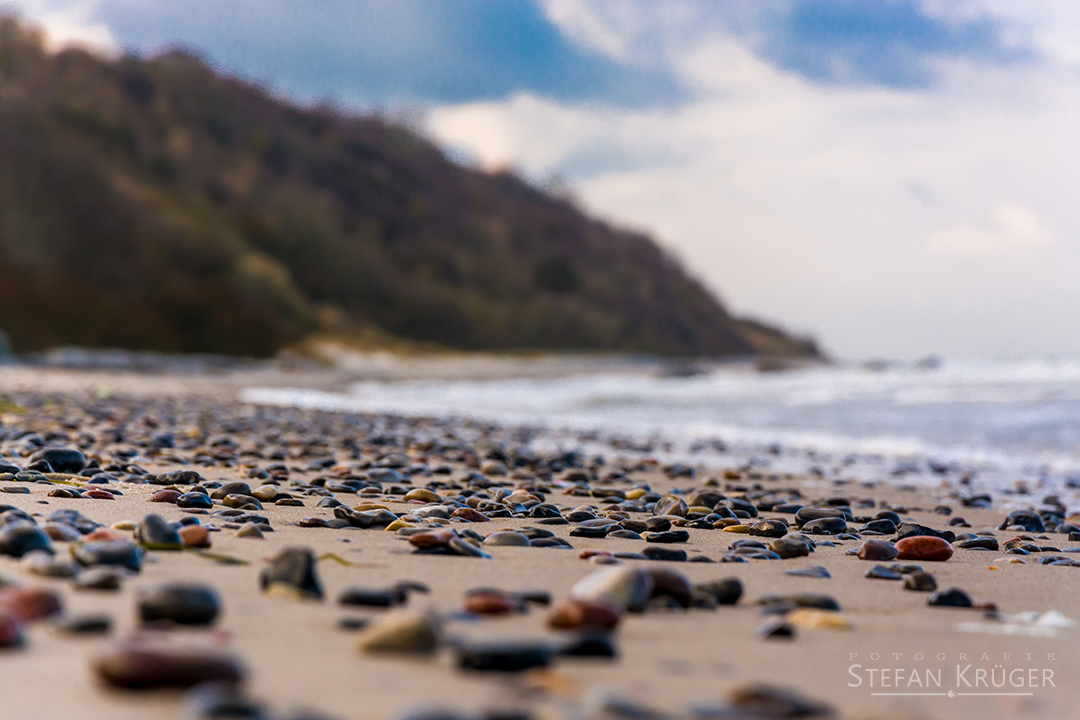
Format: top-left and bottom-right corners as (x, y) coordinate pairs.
(0, 366), (1075, 720)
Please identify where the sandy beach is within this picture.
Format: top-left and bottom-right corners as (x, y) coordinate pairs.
(0, 366), (1076, 720)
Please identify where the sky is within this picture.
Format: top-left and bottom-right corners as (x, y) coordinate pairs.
(6, 0), (1080, 361)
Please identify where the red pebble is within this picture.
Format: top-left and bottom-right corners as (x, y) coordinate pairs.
(0, 612), (23, 648)
(408, 529), (455, 549)
(86, 529), (125, 542)
(895, 536), (954, 562)
(579, 549), (611, 559)
(450, 507), (489, 523)
(148, 489), (182, 503)
(464, 592), (521, 615)
(84, 490), (115, 500)
(0, 587), (63, 622)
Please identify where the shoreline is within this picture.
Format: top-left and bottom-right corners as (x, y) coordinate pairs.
(0, 375), (1075, 718)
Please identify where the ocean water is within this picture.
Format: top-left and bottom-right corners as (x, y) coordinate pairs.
(240, 358), (1080, 493)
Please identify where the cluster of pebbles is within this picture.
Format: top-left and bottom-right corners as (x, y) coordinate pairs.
(0, 390), (1077, 719)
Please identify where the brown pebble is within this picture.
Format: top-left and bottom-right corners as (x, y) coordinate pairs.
(547, 599), (621, 631)
(895, 536), (954, 562)
(93, 642), (245, 688)
(408, 529), (455, 549)
(857, 540), (899, 561)
(0, 587), (63, 622)
(464, 591), (521, 615)
(178, 525), (211, 549)
(451, 508), (489, 523)
(148, 489), (182, 503)
(84, 490), (115, 500)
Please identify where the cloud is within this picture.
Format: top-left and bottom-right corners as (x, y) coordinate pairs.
(925, 204), (1056, 256)
(2, 0), (115, 51)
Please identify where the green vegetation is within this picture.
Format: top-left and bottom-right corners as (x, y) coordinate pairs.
(0, 17), (818, 359)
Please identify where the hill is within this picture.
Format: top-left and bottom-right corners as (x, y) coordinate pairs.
(0, 17), (819, 360)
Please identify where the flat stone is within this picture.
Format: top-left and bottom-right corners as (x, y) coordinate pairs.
(72, 540), (143, 572)
(458, 641), (553, 672)
(93, 642), (245, 688)
(139, 583), (221, 626)
(356, 612), (439, 654)
(865, 565), (902, 580)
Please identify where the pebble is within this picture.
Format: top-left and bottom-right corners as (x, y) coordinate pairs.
(570, 566), (653, 612)
(864, 565), (902, 580)
(260, 547), (322, 600)
(694, 578), (743, 605)
(30, 447), (85, 474)
(458, 641), (553, 672)
(93, 642), (245, 688)
(338, 588), (402, 608)
(482, 531), (530, 547)
(856, 539), (898, 561)
(768, 538), (810, 559)
(653, 495), (688, 517)
(801, 517), (848, 534)
(178, 524), (211, 548)
(759, 594), (840, 614)
(73, 567), (126, 591)
(928, 588), (973, 607)
(642, 547), (687, 562)
(234, 523), (265, 539)
(903, 572), (938, 592)
(0, 524), (53, 558)
(548, 599), (621, 631)
(356, 612), (440, 654)
(464, 590), (523, 615)
(139, 583), (221, 626)
(786, 608), (851, 630)
(0, 612), (22, 648)
(0, 586), (62, 622)
(134, 514), (183, 550)
(895, 536), (953, 561)
(727, 683), (834, 719)
(72, 540), (143, 572)
(646, 567), (693, 608)
(757, 617), (795, 640)
(54, 614), (111, 636)
(176, 492), (214, 510)
(21, 550), (77, 578)
(955, 536), (999, 551)
(643, 530), (689, 544)
(786, 566), (830, 578)
(749, 520), (789, 538)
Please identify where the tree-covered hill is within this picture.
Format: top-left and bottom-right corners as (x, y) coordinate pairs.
(0, 17), (818, 359)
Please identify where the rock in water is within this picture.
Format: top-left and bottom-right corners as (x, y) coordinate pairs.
(139, 584), (221, 626)
(261, 547), (322, 600)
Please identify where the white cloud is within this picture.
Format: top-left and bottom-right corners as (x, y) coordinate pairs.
(429, 1), (1080, 360)
(925, 204), (1056, 256)
(3, 0), (116, 52)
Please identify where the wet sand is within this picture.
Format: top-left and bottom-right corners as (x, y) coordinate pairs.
(0, 367), (1076, 720)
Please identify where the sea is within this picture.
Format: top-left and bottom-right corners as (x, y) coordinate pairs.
(240, 357), (1080, 500)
